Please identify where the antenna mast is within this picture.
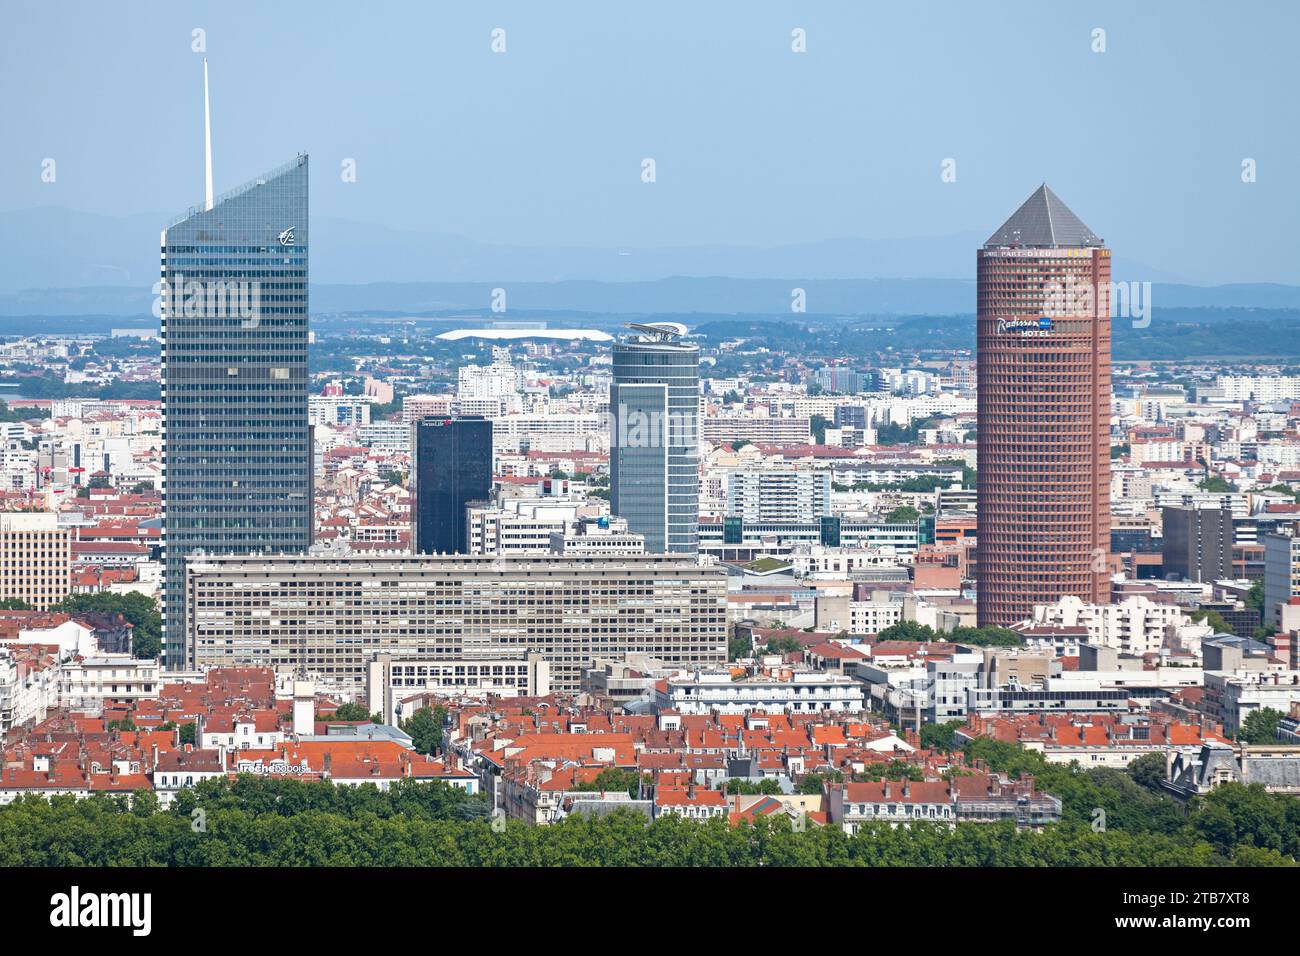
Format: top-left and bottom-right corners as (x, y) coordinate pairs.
(203, 57), (214, 211)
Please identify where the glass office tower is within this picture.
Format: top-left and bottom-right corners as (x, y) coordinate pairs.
(610, 324), (700, 553)
(412, 416), (493, 555)
(160, 155), (313, 668)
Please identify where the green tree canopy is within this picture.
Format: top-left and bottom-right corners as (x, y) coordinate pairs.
(1127, 752), (1169, 792)
(328, 702), (372, 722)
(1237, 708), (1285, 745)
(876, 621), (938, 642)
(402, 706), (447, 755)
(572, 767), (644, 798)
(945, 625), (1023, 648)
(763, 636), (804, 655)
(50, 592), (162, 659)
(920, 720), (964, 752)
(1190, 608), (1231, 633)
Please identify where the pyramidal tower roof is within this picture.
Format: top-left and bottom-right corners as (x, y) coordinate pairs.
(984, 184), (1103, 249)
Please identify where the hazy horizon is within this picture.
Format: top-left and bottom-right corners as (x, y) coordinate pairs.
(2, 0), (1298, 287)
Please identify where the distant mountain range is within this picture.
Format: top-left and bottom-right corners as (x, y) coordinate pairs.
(6, 278), (1300, 323)
(2, 205), (1299, 319)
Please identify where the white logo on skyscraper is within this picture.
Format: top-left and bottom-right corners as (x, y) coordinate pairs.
(278, 227), (296, 246)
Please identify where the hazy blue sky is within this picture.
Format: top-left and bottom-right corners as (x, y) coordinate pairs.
(2, 0), (1297, 284)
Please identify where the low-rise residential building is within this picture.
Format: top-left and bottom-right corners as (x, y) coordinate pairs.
(0, 645), (59, 732)
(1202, 669), (1300, 735)
(57, 654), (160, 712)
(653, 668), (866, 715)
(827, 774), (1061, 831)
(1166, 742), (1300, 797)
(956, 712), (1230, 769)
(1030, 594), (1188, 657)
(366, 652), (551, 720)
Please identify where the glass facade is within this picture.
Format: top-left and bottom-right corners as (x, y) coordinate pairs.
(160, 155), (313, 668)
(610, 339), (699, 553)
(412, 416), (493, 555)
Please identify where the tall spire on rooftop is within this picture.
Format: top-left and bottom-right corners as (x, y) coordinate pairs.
(984, 184), (1102, 249)
(203, 58), (214, 211)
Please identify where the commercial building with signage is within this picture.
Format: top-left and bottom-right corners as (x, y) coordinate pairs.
(976, 185), (1112, 626)
(160, 155), (313, 668)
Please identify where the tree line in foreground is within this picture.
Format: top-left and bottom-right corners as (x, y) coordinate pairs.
(0, 757), (1297, 866)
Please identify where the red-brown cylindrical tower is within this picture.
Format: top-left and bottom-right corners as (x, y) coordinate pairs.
(976, 185), (1111, 627)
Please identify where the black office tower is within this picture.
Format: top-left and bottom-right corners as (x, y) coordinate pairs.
(412, 416), (492, 555)
(1162, 505), (1234, 583)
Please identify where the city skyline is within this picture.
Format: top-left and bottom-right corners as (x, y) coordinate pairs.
(3, 0), (1299, 894)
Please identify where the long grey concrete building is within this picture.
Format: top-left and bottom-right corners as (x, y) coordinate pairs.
(185, 554), (728, 692)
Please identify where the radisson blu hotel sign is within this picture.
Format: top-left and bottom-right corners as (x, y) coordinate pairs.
(996, 316), (1055, 336)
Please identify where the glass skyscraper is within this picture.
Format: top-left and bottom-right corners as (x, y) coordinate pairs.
(610, 324), (700, 553)
(160, 155), (313, 668)
(412, 416), (493, 555)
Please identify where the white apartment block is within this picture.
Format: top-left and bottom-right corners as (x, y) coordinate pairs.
(1046, 667), (1205, 696)
(726, 469), (832, 522)
(1256, 443), (1300, 469)
(367, 652), (551, 719)
(1030, 594), (1188, 657)
(458, 356), (520, 402)
(1204, 670), (1300, 735)
(1110, 464), (1155, 501)
(850, 601), (905, 635)
(467, 500), (592, 555)
(1217, 375), (1300, 403)
(1153, 491), (1248, 520)
(0, 650), (59, 732)
(457, 396), (511, 418)
(702, 415), (811, 446)
(490, 413), (605, 454)
(308, 395), (373, 428)
(548, 523), (645, 556)
(357, 421), (411, 453)
(401, 394), (455, 423)
(57, 654), (161, 712)
(1130, 439), (1206, 465)
(787, 546), (906, 577)
(653, 669), (866, 714)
